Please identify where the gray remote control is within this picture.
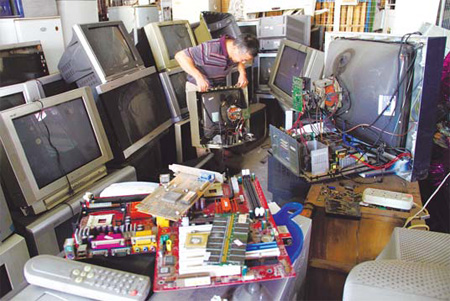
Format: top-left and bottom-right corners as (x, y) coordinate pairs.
(24, 255), (151, 301)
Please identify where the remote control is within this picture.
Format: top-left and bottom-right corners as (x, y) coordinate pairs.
(24, 255), (151, 301)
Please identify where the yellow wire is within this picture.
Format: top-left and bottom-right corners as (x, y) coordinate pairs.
(407, 224), (430, 231)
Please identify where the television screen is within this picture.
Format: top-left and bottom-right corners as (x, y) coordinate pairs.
(160, 24), (194, 60)
(12, 98), (101, 189)
(169, 71), (188, 110)
(0, 43), (49, 87)
(0, 93), (26, 111)
(41, 79), (78, 98)
(99, 72), (171, 152)
(259, 56), (276, 85)
(83, 25), (137, 77)
(274, 46), (307, 96)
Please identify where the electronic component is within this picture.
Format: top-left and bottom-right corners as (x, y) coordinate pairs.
(185, 232), (209, 249)
(136, 171), (212, 221)
(188, 86), (252, 149)
(24, 255), (151, 301)
(153, 175), (295, 292)
(206, 214), (250, 266)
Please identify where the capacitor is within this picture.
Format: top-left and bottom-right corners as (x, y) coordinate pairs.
(200, 197), (205, 210)
(166, 239), (172, 252)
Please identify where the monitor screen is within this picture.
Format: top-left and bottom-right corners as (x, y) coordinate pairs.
(239, 25), (257, 36)
(169, 71), (188, 110)
(0, 45), (49, 87)
(41, 79), (78, 98)
(259, 56), (276, 85)
(99, 72), (171, 152)
(0, 92), (26, 111)
(160, 24), (194, 60)
(13, 98), (101, 189)
(274, 46), (307, 96)
(83, 25), (137, 77)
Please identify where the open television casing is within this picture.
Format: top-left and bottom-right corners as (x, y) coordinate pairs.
(270, 33), (445, 183)
(0, 87), (113, 215)
(144, 20), (197, 72)
(325, 32), (445, 182)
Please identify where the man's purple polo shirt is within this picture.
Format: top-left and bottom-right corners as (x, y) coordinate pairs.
(183, 36), (237, 87)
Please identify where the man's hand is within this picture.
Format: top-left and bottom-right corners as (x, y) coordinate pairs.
(237, 72), (248, 88)
(195, 75), (210, 92)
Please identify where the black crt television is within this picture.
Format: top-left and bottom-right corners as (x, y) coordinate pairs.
(194, 12), (241, 43)
(257, 53), (277, 92)
(0, 41), (49, 88)
(95, 66), (173, 162)
(58, 21), (145, 95)
(36, 73), (79, 98)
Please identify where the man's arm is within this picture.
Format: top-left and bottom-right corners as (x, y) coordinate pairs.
(236, 62), (249, 88)
(174, 50), (210, 92)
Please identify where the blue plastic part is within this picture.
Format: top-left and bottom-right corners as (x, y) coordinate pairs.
(272, 202), (304, 263)
(199, 172), (215, 183)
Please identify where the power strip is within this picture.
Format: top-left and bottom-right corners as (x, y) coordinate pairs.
(362, 188), (414, 210)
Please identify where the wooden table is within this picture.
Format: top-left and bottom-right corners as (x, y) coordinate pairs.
(305, 175), (424, 300)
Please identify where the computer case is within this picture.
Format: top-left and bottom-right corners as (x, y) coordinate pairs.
(258, 15), (311, 51)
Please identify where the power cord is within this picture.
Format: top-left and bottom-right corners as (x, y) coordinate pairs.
(403, 171), (450, 229)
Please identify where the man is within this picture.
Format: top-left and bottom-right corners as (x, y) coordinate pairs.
(175, 33), (259, 92)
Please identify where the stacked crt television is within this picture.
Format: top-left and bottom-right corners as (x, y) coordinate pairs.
(0, 41), (49, 88)
(0, 87), (113, 215)
(324, 33), (446, 181)
(268, 39), (325, 108)
(144, 20), (196, 72)
(0, 81), (41, 110)
(37, 72), (79, 98)
(58, 21), (145, 96)
(194, 11), (241, 44)
(95, 67), (172, 162)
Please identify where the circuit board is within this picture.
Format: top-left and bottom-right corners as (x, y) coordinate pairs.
(152, 175), (295, 291)
(63, 195), (157, 260)
(136, 172), (212, 221)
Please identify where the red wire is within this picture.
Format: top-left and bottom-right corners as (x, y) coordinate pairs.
(349, 153), (411, 170)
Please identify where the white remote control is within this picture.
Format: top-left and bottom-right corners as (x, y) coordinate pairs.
(24, 255), (151, 301)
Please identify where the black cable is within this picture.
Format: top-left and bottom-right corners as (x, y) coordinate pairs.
(35, 100), (75, 195)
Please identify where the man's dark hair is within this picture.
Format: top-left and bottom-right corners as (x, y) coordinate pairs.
(233, 33), (259, 57)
